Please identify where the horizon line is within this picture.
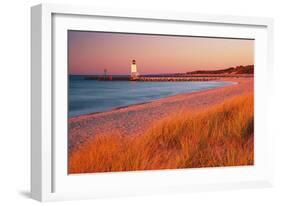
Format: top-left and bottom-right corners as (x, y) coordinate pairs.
(69, 64), (254, 76)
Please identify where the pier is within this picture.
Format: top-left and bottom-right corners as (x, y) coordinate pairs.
(85, 74), (253, 82)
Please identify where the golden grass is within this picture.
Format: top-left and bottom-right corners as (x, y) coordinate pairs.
(68, 93), (254, 174)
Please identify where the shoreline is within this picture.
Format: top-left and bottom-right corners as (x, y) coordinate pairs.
(69, 77), (253, 152)
(70, 79), (237, 120)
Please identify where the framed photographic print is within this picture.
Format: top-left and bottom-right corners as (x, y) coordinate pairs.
(31, 3), (274, 201)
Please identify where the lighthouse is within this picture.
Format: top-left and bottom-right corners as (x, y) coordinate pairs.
(131, 59), (139, 80)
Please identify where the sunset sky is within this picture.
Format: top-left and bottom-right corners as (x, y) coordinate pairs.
(68, 31), (254, 75)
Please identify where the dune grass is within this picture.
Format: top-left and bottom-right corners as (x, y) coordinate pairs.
(68, 92), (254, 174)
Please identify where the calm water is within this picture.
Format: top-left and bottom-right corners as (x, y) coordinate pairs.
(69, 75), (233, 117)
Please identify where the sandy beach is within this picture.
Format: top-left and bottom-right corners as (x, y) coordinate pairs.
(68, 78), (253, 152)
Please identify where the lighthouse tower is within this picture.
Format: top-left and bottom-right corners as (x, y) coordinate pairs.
(131, 59), (139, 80)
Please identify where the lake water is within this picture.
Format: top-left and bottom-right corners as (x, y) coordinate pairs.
(69, 75), (233, 117)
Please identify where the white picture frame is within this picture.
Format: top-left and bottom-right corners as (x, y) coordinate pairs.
(31, 3), (274, 202)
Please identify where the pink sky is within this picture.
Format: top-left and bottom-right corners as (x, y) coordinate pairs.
(68, 31), (254, 75)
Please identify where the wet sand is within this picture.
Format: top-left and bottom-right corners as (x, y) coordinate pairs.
(69, 78), (253, 152)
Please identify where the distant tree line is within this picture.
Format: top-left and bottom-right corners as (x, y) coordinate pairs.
(186, 65), (254, 75)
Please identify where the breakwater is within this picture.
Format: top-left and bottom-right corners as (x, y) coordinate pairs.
(84, 74), (253, 82)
